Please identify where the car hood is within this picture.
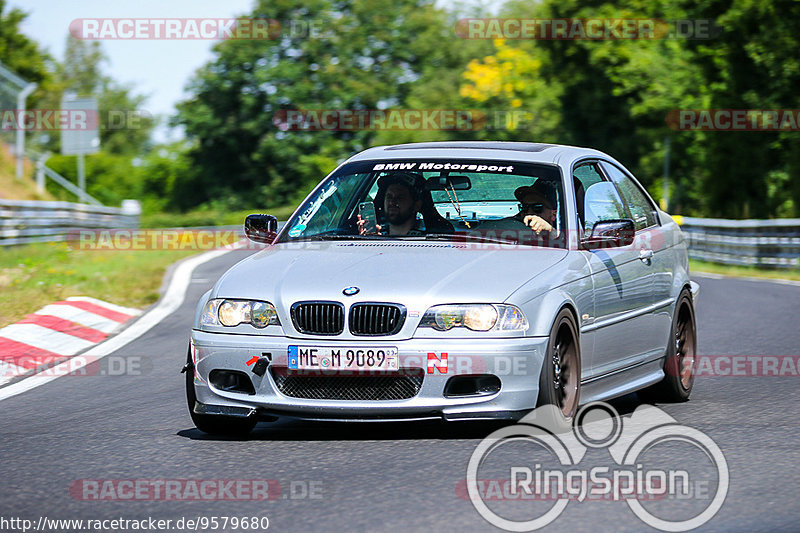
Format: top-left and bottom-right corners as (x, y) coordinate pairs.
(213, 241), (568, 310)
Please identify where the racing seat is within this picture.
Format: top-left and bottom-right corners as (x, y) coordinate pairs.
(420, 191), (455, 233)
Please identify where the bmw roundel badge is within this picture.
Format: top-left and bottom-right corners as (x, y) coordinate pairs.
(342, 286), (360, 296)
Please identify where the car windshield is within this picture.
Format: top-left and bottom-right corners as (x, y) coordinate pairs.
(278, 158), (567, 248)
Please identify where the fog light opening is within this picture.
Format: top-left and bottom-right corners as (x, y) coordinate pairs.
(444, 375), (501, 397)
(209, 370), (256, 395)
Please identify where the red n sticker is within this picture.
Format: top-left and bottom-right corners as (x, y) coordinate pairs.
(427, 352), (448, 374)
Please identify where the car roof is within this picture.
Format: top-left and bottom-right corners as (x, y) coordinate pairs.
(346, 141), (611, 165)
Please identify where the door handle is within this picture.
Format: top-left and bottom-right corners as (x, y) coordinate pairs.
(639, 249), (654, 264)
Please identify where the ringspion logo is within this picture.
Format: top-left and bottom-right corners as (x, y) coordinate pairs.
(465, 402), (728, 531)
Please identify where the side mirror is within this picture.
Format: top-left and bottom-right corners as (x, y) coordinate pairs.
(582, 219), (635, 250)
(244, 214), (278, 244)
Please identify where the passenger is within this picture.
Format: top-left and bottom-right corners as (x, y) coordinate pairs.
(480, 181), (558, 237)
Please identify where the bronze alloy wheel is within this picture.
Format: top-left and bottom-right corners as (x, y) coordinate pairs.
(538, 309), (581, 419)
(640, 289), (697, 403)
(676, 304), (696, 390)
(553, 325), (580, 418)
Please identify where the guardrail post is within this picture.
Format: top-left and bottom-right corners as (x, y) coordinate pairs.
(121, 199), (141, 228)
(35, 155), (46, 193)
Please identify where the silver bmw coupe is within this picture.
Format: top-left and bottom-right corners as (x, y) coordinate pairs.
(185, 141), (698, 435)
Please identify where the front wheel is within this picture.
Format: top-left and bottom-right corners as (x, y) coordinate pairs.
(537, 309), (581, 421)
(184, 346), (256, 436)
(640, 290), (697, 403)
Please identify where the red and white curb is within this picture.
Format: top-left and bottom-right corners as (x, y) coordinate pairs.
(0, 296), (141, 386)
(0, 244), (244, 402)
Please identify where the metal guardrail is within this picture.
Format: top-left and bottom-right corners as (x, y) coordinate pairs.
(0, 199), (140, 246)
(1, 201), (797, 269)
(677, 216), (800, 269)
(37, 160), (102, 206)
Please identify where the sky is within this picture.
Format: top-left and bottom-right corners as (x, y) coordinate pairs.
(11, 0), (501, 143)
(12, 0), (261, 143)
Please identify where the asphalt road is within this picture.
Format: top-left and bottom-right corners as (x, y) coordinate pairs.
(1, 249), (799, 533)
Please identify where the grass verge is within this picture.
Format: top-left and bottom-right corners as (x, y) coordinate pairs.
(690, 259), (800, 282)
(140, 205), (297, 228)
(1, 202), (300, 328)
(0, 242), (202, 328)
(0, 144), (55, 202)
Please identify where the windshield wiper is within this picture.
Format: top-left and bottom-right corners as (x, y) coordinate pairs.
(304, 234), (376, 241)
(285, 230), (376, 242)
(423, 233), (521, 246)
(421, 233), (461, 240)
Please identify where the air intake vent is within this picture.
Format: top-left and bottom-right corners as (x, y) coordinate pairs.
(291, 301), (344, 335)
(271, 368), (424, 400)
(349, 303), (406, 336)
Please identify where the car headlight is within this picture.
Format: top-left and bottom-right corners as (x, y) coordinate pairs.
(419, 304), (527, 332)
(200, 298), (280, 328)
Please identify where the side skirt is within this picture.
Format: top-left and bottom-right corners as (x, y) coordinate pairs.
(579, 358), (665, 404)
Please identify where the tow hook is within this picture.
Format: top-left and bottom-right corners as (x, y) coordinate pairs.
(251, 355), (270, 377)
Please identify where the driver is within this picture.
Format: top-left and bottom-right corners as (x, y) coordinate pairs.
(358, 173), (426, 236)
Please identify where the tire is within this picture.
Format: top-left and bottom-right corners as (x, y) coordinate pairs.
(639, 289), (697, 403)
(537, 309), (582, 421)
(185, 346), (256, 436)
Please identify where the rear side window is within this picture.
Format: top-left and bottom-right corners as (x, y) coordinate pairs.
(601, 162), (658, 231)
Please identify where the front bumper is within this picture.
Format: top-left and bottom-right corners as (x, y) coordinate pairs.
(190, 330), (549, 422)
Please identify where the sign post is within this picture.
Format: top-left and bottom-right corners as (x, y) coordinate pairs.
(61, 96), (100, 195)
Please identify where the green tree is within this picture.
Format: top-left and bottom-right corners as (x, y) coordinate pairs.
(47, 36), (154, 156)
(481, 0), (800, 217)
(175, 0), (461, 210)
(0, 0), (50, 88)
(685, 0), (800, 217)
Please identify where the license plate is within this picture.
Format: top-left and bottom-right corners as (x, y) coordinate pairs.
(288, 346), (399, 371)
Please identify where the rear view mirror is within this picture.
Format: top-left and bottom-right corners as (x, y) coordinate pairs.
(245, 214), (278, 244)
(426, 175), (471, 191)
(582, 219), (635, 250)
